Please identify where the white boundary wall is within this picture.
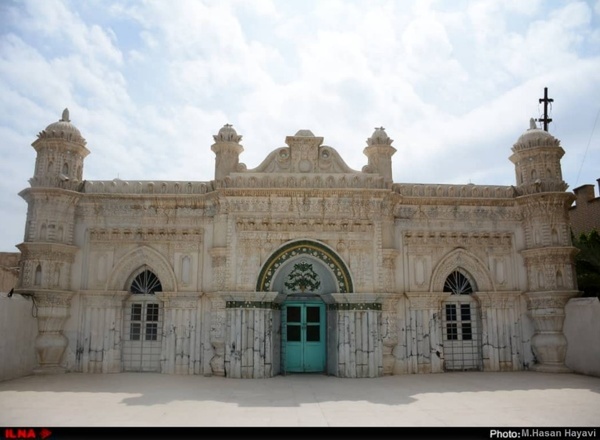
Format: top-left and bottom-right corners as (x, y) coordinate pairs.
(564, 297), (600, 377)
(0, 292), (37, 381)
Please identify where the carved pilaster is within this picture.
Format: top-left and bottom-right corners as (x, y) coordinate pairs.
(206, 293), (226, 376)
(380, 293), (402, 375)
(382, 248), (398, 293)
(209, 247), (228, 291)
(31, 290), (74, 374)
(524, 290), (580, 372)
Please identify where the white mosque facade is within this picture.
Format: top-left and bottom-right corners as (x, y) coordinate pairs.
(14, 110), (579, 378)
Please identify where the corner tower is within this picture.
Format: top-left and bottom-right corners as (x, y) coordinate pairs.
(16, 108), (89, 374)
(510, 119), (579, 372)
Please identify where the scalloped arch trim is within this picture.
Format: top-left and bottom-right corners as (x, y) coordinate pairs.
(256, 240), (353, 293)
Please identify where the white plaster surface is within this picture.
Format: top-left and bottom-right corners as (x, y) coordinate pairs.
(0, 372), (598, 427)
(565, 297), (600, 377)
(0, 293), (37, 381)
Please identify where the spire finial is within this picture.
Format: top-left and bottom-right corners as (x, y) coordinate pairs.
(61, 108), (70, 122)
(529, 118), (537, 130)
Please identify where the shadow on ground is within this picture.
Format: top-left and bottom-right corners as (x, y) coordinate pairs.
(0, 371), (598, 408)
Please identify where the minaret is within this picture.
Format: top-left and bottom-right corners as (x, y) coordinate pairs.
(16, 108), (89, 374)
(211, 124), (243, 180)
(363, 127), (396, 186)
(510, 118), (579, 372)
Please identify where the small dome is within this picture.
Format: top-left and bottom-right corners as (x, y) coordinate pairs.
(515, 118), (557, 147)
(39, 108), (85, 144)
(367, 126), (393, 146)
(213, 123), (242, 143)
(294, 129), (315, 137)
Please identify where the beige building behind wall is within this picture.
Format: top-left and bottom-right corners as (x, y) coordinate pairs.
(569, 180), (600, 236)
(12, 110), (580, 378)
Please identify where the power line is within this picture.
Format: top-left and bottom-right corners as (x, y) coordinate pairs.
(575, 107), (600, 187)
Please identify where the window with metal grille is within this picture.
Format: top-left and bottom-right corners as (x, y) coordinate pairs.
(444, 271), (475, 341)
(445, 304), (458, 340)
(130, 269), (162, 294)
(443, 270), (473, 295)
(145, 303), (160, 341)
(445, 299), (474, 341)
(127, 270), (162, 342)
(130, 304), (142, 341)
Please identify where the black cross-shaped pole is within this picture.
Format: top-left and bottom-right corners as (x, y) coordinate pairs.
(537, 87), (553, 132)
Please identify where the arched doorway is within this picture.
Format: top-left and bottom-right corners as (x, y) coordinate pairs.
(441, 269), (483, 371)
(256, 240), (353, 374)
(122, 267), (163, 372)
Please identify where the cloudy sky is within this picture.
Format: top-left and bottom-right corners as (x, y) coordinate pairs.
(1, 0), (599, 252)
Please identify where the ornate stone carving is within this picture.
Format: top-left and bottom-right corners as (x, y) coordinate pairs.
(524, 290), (580, 372)
(393, 183), (514, 199)
(257, 240), (353, 293)
(381, 248), (398, 293)
(207, 294), (226, 376)
(32, 290), (75, 374)
(209, 247), (228, 291)
(380, 294), (402, 375)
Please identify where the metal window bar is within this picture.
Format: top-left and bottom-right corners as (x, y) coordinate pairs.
(442, 299), (483, 371)
(442, 270), (482, 371)
(122, 268), (163, 371)
(123, 299), (163, 371)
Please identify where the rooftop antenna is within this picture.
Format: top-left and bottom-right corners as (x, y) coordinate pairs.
(536, 87), (553, 132)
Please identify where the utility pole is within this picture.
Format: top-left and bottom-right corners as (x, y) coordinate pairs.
(537, 87), (553, 132)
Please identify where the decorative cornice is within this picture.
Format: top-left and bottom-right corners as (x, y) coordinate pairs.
(83, 180), (215, 195)
(16, 242), (78, 261)
(89, 227), (203, 243)
(226, 300), (280, 310)
(328, 302), (381, 311)
(404, 231), (513, 249)
(236, 217), (373, 233)
(393, 183), (514, 199)
(215, 173), (386, 190)
(32, 290), (75, 307)
(524, 290), (580, 310)
(521, 247), (579, 260)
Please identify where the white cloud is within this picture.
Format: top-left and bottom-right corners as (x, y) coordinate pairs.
(0, 0), (599, 251)
(18, 0), (123, 64)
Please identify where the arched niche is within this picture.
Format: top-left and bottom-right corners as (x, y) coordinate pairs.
(106, 245), (177, 292)
(429, 248), (495, 292)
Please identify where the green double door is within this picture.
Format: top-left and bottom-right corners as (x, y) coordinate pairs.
(283, 301), (326, 373)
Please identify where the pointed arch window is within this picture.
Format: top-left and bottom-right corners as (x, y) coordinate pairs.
(443, 270), (474, 295)
(130, 269), (162, 294)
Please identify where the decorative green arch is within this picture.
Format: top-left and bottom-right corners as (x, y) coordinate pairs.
(256, 240), (353, 293)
